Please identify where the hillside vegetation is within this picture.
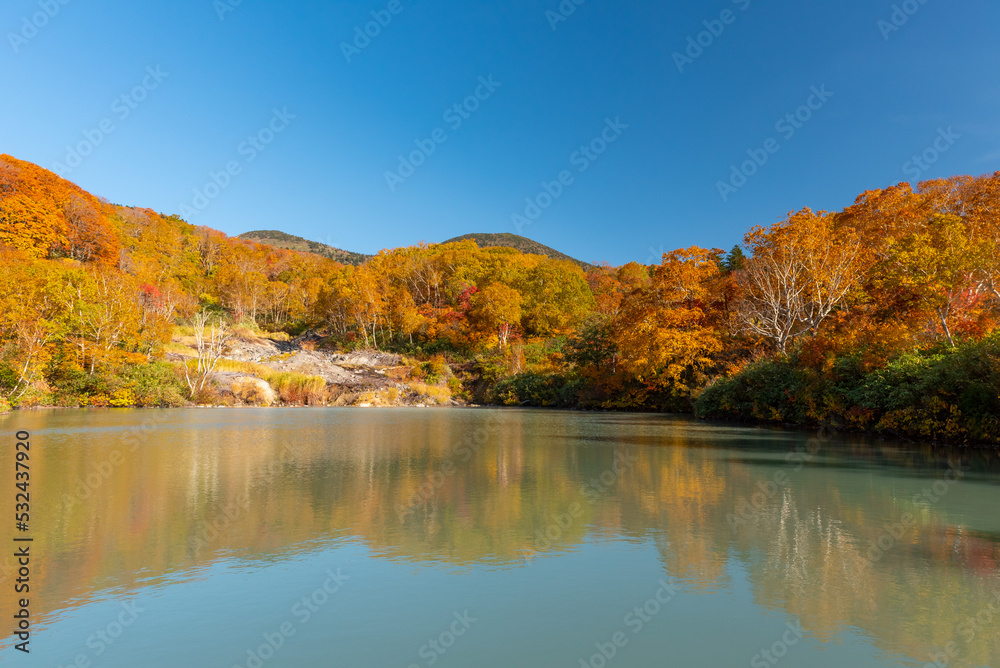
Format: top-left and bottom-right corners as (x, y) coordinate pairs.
(1, 153), (999, 443)
(238, 230), (371, 265)
(444, 233), (594, 269)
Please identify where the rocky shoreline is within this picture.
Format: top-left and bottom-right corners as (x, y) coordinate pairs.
(157, 331), (465, 409)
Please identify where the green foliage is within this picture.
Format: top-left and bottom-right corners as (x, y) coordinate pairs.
(44, 355), (187, 408)
(696, 336), (1000, 444)
(491, 372), (579, 408)
(415, 360), (450, 385)
(0, 362), (18, 391)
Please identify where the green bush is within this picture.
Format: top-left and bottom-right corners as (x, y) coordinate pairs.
(696, 335), (1000, 444)
(492, 372), (576, 408)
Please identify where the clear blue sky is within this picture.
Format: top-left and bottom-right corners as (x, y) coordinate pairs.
(2, 0), (998, 265)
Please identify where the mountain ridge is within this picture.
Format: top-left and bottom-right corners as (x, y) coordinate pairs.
(237, 230), (372, 266)
(443, 233), (594, 269)
(239, 230), (595, 269)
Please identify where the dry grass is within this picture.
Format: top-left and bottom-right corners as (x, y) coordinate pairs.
(184, 359), (328, 405)
(409, 382), (452, 405)
(164, 342), (197, 357)
(266, 372), (326, 405)
(231, 378), (274, 406)
(230, 324), (262, 342)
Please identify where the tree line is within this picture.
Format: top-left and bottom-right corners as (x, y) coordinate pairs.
(1, 153), (998, 441)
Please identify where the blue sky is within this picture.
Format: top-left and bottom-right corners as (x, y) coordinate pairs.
(2, 0), (998, 265)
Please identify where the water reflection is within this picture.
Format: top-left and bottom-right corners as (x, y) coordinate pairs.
(1, 408), (999, 666)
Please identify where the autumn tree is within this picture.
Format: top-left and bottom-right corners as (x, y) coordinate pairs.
(184, 310), (234, 397)
(469, 283), (523, 349)
(736, 210), (864, 352)
(0, 250), (69, 402)
(0, 193), (64, 258)
(879, 214), (988, 347)
(63, 269), (151, 373)
(514, 259), (595, 337)
(54, 195), (120, 263)
(613, 247), (725, 402)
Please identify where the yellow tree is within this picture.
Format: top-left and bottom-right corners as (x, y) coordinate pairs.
(54, 195), (120, 263)
(514, 259), (595, 337)
(953, 172), (1000, 301)
(350, 265), (387, 349)
(215, 254), (269, 324)
(0, 193), (64, 258)
(737, 210), (864, 352)
(880, 214), (988, 347)
(469, 283), (522, 349)
(63, 269), (146, 373)
(613, 247), (724, 401)
(0, 251), (69, 402)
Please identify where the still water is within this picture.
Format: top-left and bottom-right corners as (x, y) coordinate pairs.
(1, 408), (999, 667)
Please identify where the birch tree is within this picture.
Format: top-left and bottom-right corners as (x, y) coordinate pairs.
(736, 210), (863, 352)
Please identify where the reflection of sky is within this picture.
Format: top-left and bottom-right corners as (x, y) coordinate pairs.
(1, 408), (998, 667)
(1, 539), (908, 668)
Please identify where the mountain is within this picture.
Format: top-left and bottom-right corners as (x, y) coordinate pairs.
(443, 233), (594, 269)
(238, 230), (371, 266)
(241, 230), (596, 270)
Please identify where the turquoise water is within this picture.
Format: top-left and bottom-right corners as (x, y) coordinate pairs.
(1, 408), (998, 667)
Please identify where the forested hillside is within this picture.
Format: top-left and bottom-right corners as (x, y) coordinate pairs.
(443, 233), (594, 269)
(237, 230), (371, 266)
(1, 153), (999, 443)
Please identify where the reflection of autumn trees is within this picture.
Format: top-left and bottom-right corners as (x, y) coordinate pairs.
(7, 411), (999, 665)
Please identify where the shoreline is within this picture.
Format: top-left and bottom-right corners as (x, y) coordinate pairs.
(5, 402), (999, 450)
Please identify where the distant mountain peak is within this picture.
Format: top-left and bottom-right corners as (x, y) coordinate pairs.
(444, 233), (593, 269)
(238, 230), (370, 266)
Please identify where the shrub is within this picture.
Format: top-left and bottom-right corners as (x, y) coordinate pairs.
(266, 372), (326, 405)
(231, 378), (273, 406)
(695, 335), (1000, 444)
(409, 382), (451, 405)
(491, 372), (575, 408)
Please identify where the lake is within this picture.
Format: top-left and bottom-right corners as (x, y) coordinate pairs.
(1, 408), (999, 667)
